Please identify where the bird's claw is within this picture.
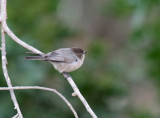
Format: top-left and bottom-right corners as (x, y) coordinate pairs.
(62, 72), (71, 78)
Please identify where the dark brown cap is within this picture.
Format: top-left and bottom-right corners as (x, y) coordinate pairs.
(71, 47), (86, 59)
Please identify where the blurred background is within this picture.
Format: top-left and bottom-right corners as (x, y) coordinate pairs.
(0, 0), (160, 118)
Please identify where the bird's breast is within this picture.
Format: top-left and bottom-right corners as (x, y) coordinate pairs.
(65, 60), (83, 72)
(52, 59), (83, 73)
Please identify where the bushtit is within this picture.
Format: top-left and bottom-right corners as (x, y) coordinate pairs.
(25, 47), (87, 75)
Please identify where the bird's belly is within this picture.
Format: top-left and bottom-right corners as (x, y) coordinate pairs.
(52, 61), (82, 73)
(65, 62), (82, 72)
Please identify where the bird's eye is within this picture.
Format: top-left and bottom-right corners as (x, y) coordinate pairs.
(83, 51), (87, 54)
(76, 59), (78, 62)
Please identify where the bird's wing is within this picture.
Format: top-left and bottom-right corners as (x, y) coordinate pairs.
(43, 50), (75, 63)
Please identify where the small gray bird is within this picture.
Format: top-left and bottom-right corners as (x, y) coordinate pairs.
(25, 47), (87, 75)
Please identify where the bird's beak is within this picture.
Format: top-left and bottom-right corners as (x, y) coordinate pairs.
(83, 51), (87, 54)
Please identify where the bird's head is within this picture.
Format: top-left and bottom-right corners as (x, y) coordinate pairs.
(71, 47), (87, 60)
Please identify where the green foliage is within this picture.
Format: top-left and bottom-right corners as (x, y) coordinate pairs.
(0, 0), (160, 118)
(102, 0), (135, 17)
(130, 109), (153, 118)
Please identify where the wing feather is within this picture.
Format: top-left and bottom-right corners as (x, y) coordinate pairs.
(43, 49), (76, 63)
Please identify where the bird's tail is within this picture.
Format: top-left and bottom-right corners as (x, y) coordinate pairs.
(25, 56), (44, 60)
(25, 52), (45, 60)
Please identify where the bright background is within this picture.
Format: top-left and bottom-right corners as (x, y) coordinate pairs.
(1, 0), (160, 118)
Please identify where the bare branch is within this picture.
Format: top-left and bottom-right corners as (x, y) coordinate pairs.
(1, 28), (23, 118)
(0, 86), (78, 118)
(62, 73), (98, 118)
(1, 0), (23, 117)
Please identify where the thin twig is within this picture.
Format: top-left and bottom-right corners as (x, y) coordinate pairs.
(0, 86), (78, 118)
(62, 73), (98, 118)
(1, 28), (23, 118)
(0, 0), (23, 117)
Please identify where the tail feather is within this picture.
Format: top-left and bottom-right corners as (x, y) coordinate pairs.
(25, 56), (44, 60)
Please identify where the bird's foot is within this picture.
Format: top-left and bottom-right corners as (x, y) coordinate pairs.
(61, 72), (71, 78)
